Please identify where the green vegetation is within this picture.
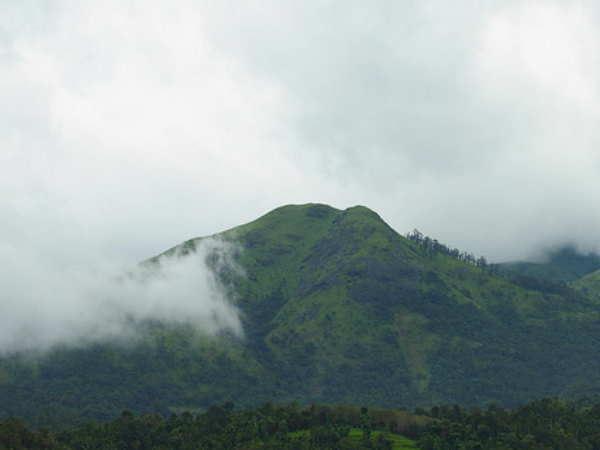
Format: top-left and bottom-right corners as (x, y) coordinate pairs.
(3, 203), (600, 424)
(0, 402), (421, 450)
(572, 268), (600, 302)
(5, 398), (600, 450)
(496, 246), (600, 283)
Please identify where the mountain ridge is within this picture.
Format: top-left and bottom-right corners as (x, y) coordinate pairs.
(3, 203), (600, 424)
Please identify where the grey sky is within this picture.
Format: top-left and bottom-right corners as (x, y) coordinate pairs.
(2, 0), (600, 349)
(4, 0), (599, 263)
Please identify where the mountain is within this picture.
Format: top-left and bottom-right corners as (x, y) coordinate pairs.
(572, 268), (600, 302)
(496, 246), (600, 283)
(3, 203), (600, 425)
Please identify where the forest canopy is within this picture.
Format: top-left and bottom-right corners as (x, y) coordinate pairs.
(3, 398), (600, 450)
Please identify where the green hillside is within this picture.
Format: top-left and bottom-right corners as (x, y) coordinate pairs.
(3, 203), (600, 425)
(497, 246), (600, 283)
(572, 268), (600, 302)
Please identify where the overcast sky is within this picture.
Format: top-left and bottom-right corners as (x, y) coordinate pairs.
(4, 0), (600, 265)
(3, 1), (600, 350)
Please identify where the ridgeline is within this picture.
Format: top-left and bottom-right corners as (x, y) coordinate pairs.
(2, 203), (600, 425)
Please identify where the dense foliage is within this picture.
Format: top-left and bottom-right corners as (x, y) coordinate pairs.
(6, 399), (600, 450)
(415, 398), (600, 450)
(0, 403), (420, 450)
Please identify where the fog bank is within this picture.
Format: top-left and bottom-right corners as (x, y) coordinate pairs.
(0, 237), (243, 354)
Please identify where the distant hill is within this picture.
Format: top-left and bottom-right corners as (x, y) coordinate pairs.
(3, 203), (600, 425)
(496, 247), (600, 283)
(572, 268), (600, 302)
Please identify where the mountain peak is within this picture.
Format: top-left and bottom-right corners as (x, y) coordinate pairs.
(6, 203), (600, 420)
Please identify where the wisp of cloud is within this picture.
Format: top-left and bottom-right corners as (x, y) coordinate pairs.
(0, 237), (243, 355)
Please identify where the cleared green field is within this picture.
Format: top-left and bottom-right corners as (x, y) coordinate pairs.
(348, 429), (417, 449)
(289, 428), (417, 449)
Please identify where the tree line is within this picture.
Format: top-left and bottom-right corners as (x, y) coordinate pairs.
(415, 398), (600, 449)
(0, 402), (412, 450)
(5, 398), (600, 450)
(405, 229), (487, 269)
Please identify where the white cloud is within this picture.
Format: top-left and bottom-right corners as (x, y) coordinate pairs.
(0, 0), (320, 264)
(0, 237), (242, 354)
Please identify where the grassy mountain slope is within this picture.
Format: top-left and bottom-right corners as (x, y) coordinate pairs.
(166, 204), (600, 407)
(221, 205), (600, 407)
(3, 203), (600, 424)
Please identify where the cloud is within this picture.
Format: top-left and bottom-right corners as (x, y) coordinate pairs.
(198, 0), (600, 262)
(0, 237), (243, 354)
(0, 0), (315, 264)
(2, 0), (600, 282)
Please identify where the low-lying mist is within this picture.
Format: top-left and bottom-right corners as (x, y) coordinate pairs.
(0, 237), (244, 355)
